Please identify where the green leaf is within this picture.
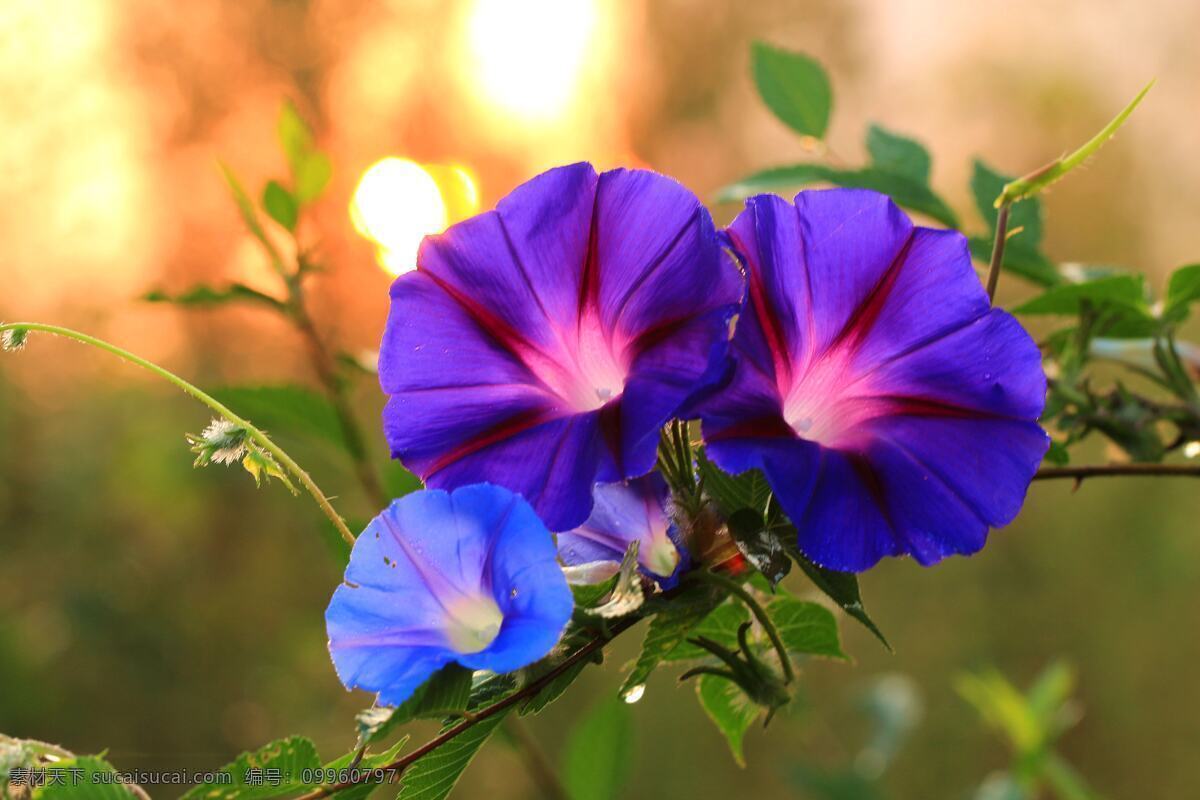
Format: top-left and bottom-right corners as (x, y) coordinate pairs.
(1026, 660), (1076, 735)
(519, 654), (589, 716)
(619, 585), (725, 698)
(967, 237), (1062, 288)
(792, 550), (890, 650)
(1012, 274), (1149, 316)
(181, 736), (321, 800)
(1044, 440), (1070, 465)
(240, 444), (298, 494)
(143, 283), (286, 312)
(396, 711), (509, 800)
(519, 622), (607, 716)
(219, 162), (284, 267)
(262, 180), (299, 231)
(561, 697), (633, 800)
(277, 101), (332, 204)
(766, 596), (846, 659)
(278, 100), (315, 175)
(957, 670), (1041, 754)
(998, 80), (1153, 206)
(971, 161), (1044, 246)
(1164, 263), (1200, 321)
(33, 756), (136, 799)
(570, 572), (620, 611)
(865, 125), (931, 184)
(311, 741), (407, 800)
(664, 601), (750, 662)
(296, 152), (334, 204)
(1153, 338), (1199, 401)
(695, 674), (761, 767)
(357, 664), (474, 747)
(1041, 752), (1102, 800)
(696, 448), (772, 517)
(696, 448), (887, 649)
(210, 385), (347, 451)
(751, 41), (832, 139)
(726, 508), (792, 587)
(717, 164), (958, 228)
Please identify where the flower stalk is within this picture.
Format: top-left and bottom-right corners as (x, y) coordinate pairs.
(295, 617), (640, 800)
(985, 202), (1011, 302)
(1035, 463), (1200, 482)
(0, 322), (356, 546)
(683, 569), (795, 684)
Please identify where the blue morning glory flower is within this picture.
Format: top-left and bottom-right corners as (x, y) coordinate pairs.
(379, 163), (743, 532)
(557, 474), (688, 587)
(326, 484), (574, 706)
(697, 189), (1049, 572)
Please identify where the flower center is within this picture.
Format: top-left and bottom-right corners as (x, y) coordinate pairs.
(781, 347), (885, 449)
(643, 535), (681, 578)
(444, 593), (504, 654)
(528, 312), (629, 412)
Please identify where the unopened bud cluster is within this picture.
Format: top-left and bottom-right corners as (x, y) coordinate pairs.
(187, 419), (250, 466)
(1, 326), (29, 352)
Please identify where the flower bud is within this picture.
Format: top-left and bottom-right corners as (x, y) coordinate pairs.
(185, 419), (249, 467)
(1, 327), (29, 352)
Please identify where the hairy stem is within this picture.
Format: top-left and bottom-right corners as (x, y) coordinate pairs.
(294, 618), (639, 800)
(1035, 463), (1200, 481)
(985, 203), (1011, 302)
(0, 322), (356, 545)
(684, 570), (795, 683)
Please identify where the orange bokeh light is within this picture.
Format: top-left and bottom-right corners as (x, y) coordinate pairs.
(350, 157), (481, 277)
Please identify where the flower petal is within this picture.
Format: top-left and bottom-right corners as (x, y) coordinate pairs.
(863, 415), (1049, 529)
(700, 188), (1048, 571)
(791, 189), (913, 358)
(867, 310), (1048, 420)
(590, 169), (741, 338)
(557, 474), (683, 582)
(454, 485), (575, 673)
(381, 164), (742, 530)
(849, 226), (990, 370)
(422, 414), (614, 532)
(326, 485), (573, 704)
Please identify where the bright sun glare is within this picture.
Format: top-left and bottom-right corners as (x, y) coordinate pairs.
(351, 157), (480, 277)
(465, 0), (600, 123)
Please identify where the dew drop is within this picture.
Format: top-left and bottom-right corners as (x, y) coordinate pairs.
(795, 417), (814, 433)
(622, 684), (646, 704)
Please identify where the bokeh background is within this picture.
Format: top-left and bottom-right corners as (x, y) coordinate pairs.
(2, 0), (1199, 797)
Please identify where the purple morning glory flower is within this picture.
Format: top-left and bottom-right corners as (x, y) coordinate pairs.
(326, 484), (573, 706)
(379, 163), (743, 531)
(557, 474), (688, 587)
(697, 189), (1049, 572)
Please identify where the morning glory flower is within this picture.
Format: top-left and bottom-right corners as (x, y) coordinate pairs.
(557, 474), (687, 587)
(697, 189), (1049, 572)
(326, 484), (574, 706)
(379, 163), (743, 531)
